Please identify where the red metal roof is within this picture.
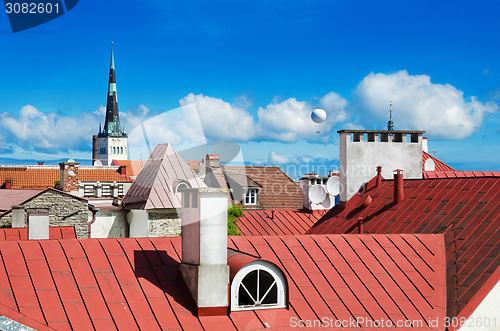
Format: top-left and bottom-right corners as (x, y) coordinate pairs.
(123, 144), (206, 210)
(308, 174), (500, 319)
(0, 234), (446, 330)
(237, 209), (323, 236)
(0, 226), (76, 240)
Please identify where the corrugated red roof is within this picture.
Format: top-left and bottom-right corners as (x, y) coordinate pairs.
(237, 209), (323, 235)
(308, 174), (500, 319)
(0, 234), (446, 330)
(123, 144), (206, 210)
(0, 226), (76, 240)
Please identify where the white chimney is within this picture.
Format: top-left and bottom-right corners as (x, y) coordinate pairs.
(179, 187), (230, 316)
(11, 205), (26, 228)
(27, 208), (49, 240)
(422, 137), (428, 153)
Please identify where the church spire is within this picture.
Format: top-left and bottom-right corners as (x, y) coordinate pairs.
(101, 42), (126, 137)
(387, 101), (394, 131)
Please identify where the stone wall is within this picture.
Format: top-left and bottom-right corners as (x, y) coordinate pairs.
(0, 189), (88, 238)
(148, 209), (181, 237)
(90, 209), (128, 238)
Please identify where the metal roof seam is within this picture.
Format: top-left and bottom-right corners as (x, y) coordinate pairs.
(40, 240), (94, 330)
(278, 236), (338, 320)
(338, 235), (397, 322)
(73, 239), (119, 330)
(0, 243), (20, 312)
(323, 235), (375, 321)
(384, 235), (436, 296)
(398, 235), (435, 273)
(96, 239), (140, 329)
(369, 236), (430, 325)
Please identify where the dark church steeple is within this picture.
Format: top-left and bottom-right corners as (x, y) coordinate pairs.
(100, 42), (126, 138)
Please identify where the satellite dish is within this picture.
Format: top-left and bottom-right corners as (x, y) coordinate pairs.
(321, 195), (334, 209)
(311, 108), (327, 123)
(424, 158), (435, 171)
(93, 160), (103, 166)
(308, 184), (326, 204)
(326, 176), (340, 195)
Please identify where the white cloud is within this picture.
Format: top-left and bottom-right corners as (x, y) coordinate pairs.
(268, 151), (297, 164)
(179, 93), (256, 141)
(0, 105), (99, 151)
(256, 94), (348, 142)
(354, 70), (497, 139)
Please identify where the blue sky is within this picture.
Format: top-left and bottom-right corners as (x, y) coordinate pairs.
(1, 0), (499, 177)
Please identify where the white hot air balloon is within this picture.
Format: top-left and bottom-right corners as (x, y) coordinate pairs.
(311, 108), (327, 124)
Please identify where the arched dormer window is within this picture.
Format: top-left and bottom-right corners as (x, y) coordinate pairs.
(231, 260), (287, 311)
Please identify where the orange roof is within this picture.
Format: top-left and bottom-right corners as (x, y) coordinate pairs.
(0, 165), (132, 190)
(112, 160), (147, 177)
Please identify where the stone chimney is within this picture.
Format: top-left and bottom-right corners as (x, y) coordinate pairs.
(206, 154), (220, 168)
(393, 169), (404, 204)
(27, 208), (49, 240)
(179, 187), (230, 316)
(59, 159), (80, 195)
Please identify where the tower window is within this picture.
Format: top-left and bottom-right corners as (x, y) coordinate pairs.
(231, 261), (287, 311)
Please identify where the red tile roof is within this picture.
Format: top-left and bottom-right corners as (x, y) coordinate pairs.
(123, 144), (206, 209)
(237, 209), (323, 236)
(0, 234), (446, 330)
(111, 160), (146, 178)
(0, 165), (132, 190)
(213, 166), (304, 210)
(0, 226), (76, 240)
(308, 174), (500, 319)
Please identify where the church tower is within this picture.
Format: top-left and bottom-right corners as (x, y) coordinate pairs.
(92, 43), (128, 166)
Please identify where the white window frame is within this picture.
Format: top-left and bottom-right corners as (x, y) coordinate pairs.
(231, 260), (287, 311)
(244, 188), (258, 205)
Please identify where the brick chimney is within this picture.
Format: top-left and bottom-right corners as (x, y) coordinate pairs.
(4, 180), (12, 189)
(59, 159), (80, 195)
(393, 169), (404, 204)
(206, 154), (220, 168)
(179, 187), (231, 316)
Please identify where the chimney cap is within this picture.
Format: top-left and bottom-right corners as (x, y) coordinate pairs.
(393, 169), (404, 173)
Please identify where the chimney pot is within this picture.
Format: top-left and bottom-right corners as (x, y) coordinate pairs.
(357, 218), (364, 234)
(206, 154), (220, 168)
(376, 166), (382, 187)
(393, 169), (404, 204)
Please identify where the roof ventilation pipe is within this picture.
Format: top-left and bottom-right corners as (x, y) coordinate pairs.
(393, 169), (404, 204)
(376, 166), (382, 187)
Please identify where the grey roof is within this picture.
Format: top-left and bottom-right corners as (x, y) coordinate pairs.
(123, 144), (206, 210)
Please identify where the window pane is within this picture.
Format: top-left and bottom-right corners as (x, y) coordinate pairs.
(259, 270), (277, 304)
(239, 270), (258, 306)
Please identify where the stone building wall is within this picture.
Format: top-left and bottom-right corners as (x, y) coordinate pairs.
(0, 189), (88, 238)
(148, 209), (181, 237)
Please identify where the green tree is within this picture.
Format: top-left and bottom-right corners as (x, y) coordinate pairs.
(227, 205), (243, 236)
